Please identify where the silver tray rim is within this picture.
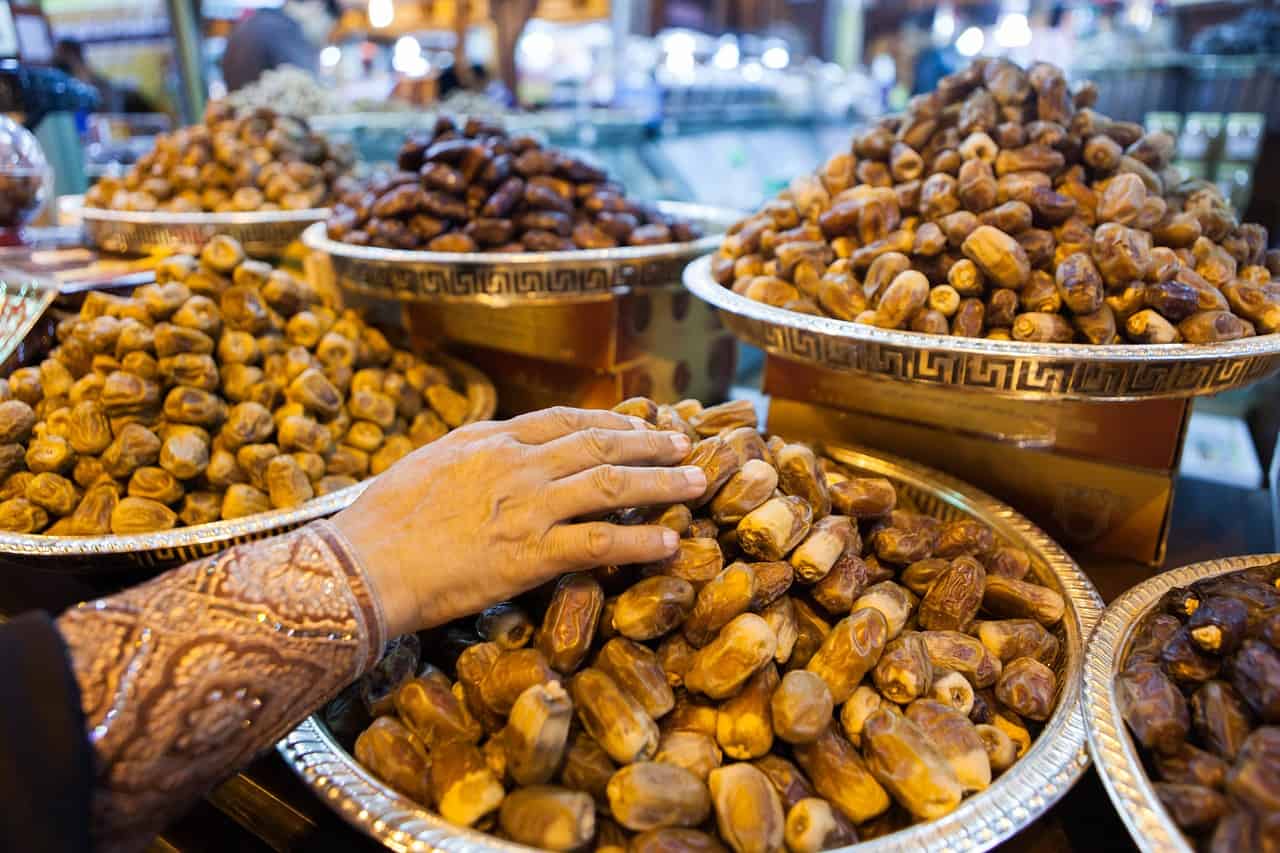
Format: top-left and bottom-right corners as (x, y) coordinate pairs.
(1081, 553), (1280, 853)
(683, 253), (1280, 400)
(79, 203), (332, 226)
(0, 354), (495, 561)
(303, 200), (737, 268)
(278, 440), (1104, 853)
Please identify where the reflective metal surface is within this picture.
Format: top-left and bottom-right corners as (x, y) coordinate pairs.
(80, 202), (329, 256)
(684, 253), (1280, 401)
(0, 274), (57, 366)
(0, 355), (495, 575)
(279, 441), (1103, 853)
(1082, 553), (1280, 853)
(304, 201), (741, 305)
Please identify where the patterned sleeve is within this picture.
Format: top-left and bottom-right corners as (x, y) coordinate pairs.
(55, 520), (387, 852)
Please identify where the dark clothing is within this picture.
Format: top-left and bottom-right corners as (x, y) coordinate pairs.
(0, 612), (91, 852)
(221, 8), (317, 92)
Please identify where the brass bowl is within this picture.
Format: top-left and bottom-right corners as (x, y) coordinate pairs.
(0, 354), (495, 575)
(683, 253), (1280, 401)
(279, 441), (1103, 853)
(80, 203), (329, 257)
(1082, 553), (1280, 853)
(303, 201), (741, 306)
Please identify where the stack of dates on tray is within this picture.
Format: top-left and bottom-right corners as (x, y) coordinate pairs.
(713, 57), (1280, 344)
(329, 396), (1071, 852)
(325, 116), (702, 253)
(85, 102), (355, 213)
(1117, 565), (1280, 850)
(0, 235), (475, 535)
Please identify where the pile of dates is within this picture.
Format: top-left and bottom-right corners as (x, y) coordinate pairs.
(713, 58), (1280, 344)
(330, 396), (1070, 852)
(0, 235), (474, 535)
(84, 102), (355, 214)
(325, 116), (702, 253)
(1117, 564), (1280, 850)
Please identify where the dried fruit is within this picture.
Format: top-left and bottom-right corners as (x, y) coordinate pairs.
(737, 496), (813, 561)
(1116, 662), (1189, 754)
(607, 762), (712, 831)
(994, 657), (1056, 722)
(716, 664), (779, 760)
(905, 698), (991, 793)
(686, 614), (777, 700)
(430, 739), (505, 826)
(862, 708), (962, 820)
(503, 682), (573, 785)
(600, 572), (692, 640)
(354, 717), (431, 804)
(707, 763), (786, 853)
(498, 786), (595, 851)
(783, 798), (857, 853)
(806, 608), (889, 703)
(874, 632), (935, 705)
(537, 573), (604, 674)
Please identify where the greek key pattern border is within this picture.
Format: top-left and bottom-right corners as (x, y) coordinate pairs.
(332, 252), (695, 302)
(279, 441), (1103, 853)
(683, 255), (1280, 402)
(725, 313), (1280, 400)
(1082, 553), (1280, 853)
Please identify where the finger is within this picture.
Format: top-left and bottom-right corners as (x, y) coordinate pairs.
(503, 406), (650, 445)
(545, 464), (706, 521)
(544, 521), (680, 571)
(538, 427), (692, 478)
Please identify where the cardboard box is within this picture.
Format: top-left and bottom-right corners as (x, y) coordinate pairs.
(454, 339), (738, 416)
(406, 284), (724, 370)
(768, 398), (1175, 565)
(762, 356), (1191, 471)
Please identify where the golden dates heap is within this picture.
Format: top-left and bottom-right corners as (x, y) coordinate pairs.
(335, 396), (1071, 850)
(1117, 563), (1280, 849)
(85, 102), (354, 214)
(325, 115), (702, 253)
(713, 58), (1280, 345)
(0, 235), (474, 535)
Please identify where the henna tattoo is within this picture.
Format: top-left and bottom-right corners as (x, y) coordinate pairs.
(56, 520), (386, 851)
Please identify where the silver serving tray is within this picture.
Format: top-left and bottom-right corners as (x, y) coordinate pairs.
(279, 441), (1103, 853)
(1082, 553), (1280, 853)
(683, 254), (1280, 401)
(0, 354), (495, 575)
(303, 201), (741, 305)
(80, 202), (329, 257)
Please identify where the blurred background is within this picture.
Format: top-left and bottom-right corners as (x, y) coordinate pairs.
(10, 0), (1274, 235)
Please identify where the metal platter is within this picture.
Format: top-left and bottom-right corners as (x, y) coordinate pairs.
(303, 201), (740, 306)
(683, 254), (1280, 401)
(279, 441), (1103, 853)
(0, 354), (495, 576)
(1082, 553), (1279, 853)
(79, 201), (329, 257)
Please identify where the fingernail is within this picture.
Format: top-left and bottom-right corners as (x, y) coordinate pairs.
(662, 528), (679, 550)
(629, 416), (650, 430)
(670, 433), (691, 454)
(683, 466), (707, 489)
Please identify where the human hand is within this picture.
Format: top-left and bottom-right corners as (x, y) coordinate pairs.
(331, 406), (706, 637)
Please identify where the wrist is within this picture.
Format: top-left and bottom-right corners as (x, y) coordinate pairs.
(323, 512), (415, 640)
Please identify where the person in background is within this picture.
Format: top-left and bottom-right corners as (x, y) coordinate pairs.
(221, 0), (341, 92)
(53, 39), (156, 113)
(0, 407), (705, 851)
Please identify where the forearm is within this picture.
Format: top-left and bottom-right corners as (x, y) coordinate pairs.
(56, 520), (386, 852)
